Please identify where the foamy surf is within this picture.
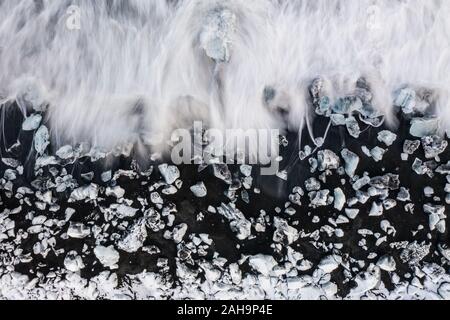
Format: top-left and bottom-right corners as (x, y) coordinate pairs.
(0, 0), (449, 157)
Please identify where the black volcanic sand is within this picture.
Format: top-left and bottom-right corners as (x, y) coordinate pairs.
(0, 102), (449, 297)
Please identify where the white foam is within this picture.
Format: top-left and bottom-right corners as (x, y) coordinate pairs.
(0, 0), (449, 154)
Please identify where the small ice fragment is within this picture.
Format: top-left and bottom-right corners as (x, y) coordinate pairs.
(341, 149), (359, 177)
(317, 150), (340, 171)
(158, 164), (180, 185)
(34, 125), (50, 155)
(273, 217), (299, 245)
(423, 187), (434, 197)
(118, 219), (147, 253)
(330, 114), (346, 126)
(213, 164), (232, 184)
(67, 222), (90, 239)
(240, 165), (252, 177)
(190, 182), (207, 198)
(345, 116), (361, 138)
(248, 254), (277, 276)
(318, 255), (341, 273)
(334, 188), (346, 211)
(376, 255), (396, 272)
(2, 158), (20, 168)
(353, 176), (370, 191)
(377, 130), (397, 146)
(200, 8), (237, 63)
(69, 184), (98, 202)
(370, 146), (386, 162)
(105, 186), (125, 199)
(56, 145), (74, 159)
(332, 96), (362, 114)
(410, 117), (439, 138)
(424, 204), (446, 233)
(394, 88), (416, 114)
(309, 190), (332, 207)
(421, 135), (448, 159)
(94, 245), (120, 269)
(22, 114), (42, 131)
(345, 208), (359, 219)
(276, 170), (288, 181)
(305, 177), (321, 191)
(403, 140), (420, 155)
(64, 251), (85, 272)
(369, 202), (383, 216)
(101, 171), (112, 182)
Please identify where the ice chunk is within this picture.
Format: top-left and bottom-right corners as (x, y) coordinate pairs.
(369, 174), (400, 190)
(273, 217), (299, 245)
(334, 188), (346, 211)
(22, 114), (42, 131)
(56, 145), (74, 159)
(158, 164), (180, 185)
(377, 130), (397, 146)
(400, 241), (431, 266)
(345, 208), (359, 219)
(309, 190), (332, 207)
(376, 255), (396, 272)
(317, 150), (340, 171)
(2, 158), (20, 168)
(394, 88), (416, 114)
(369, 202), (383, 216)
(353, 176), (370, 191)
(350, 265), (381, 296)
(345, 116), (361, 138)
(34, 125), (50, 155)
(248, 254), (277, 276)
(424, 204), (446, 233)
(213, 164), (232, 184)
(94, 245), (120, 269)
(200, 8), (236, 63)
(118, 218), (147, 253)
(421, 135), (448, 159)
(341, 149), (359, 177)
(105, 186), (125, 199)
(190, 182), (207, 198)
(330, 114), (346, 126)
(305, 177), (321, 191)
(64, 251), (85, 272)
(370, 146), (386, 162)
(403, 140), (420, 155)
(318, 255), (342, 273)
(240, 164), (252, 177)
(438, 283), (450, 300)
(67, 222), (90, 239)
(316, 96), (331, 116)
(332, 96), (363, 114)
(410, 117), (439, 138)
(69, 184), (98, 202)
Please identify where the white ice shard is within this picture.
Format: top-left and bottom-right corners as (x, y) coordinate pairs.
(22, 114), (42, 131)
(341, 149), (359, 177)
(377, 130), (397, 146)
(118, 219), (147, 253)
(334, 188), (346, 211)
(34, 125), (50, 155)
(248, 254), (277, 276)
(56, 145), (74, 159)
(158, 164), (180, 185)
(410, 117), (439, 138)
(200, 8), (237, 63)
(94, 245), (120, 269)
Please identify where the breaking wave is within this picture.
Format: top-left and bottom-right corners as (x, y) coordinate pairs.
(0, 0), (449, 156)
